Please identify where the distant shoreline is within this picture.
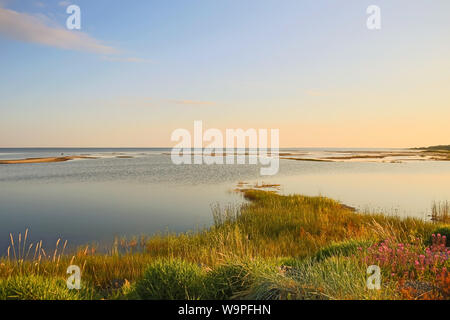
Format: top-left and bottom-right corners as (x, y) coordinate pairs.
(411, 145), (450, 151)
(0, 156), (97, 164)
(1, 148), (449, 164)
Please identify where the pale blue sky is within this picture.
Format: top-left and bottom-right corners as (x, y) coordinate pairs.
(1, 0), (449, 147)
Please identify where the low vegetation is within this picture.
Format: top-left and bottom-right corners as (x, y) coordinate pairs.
(0, 190), (448, 300)
(415, 145), (450, 151)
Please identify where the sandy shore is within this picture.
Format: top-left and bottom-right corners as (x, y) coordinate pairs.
(0, 156), (97, 164)
(162, 149), (449, 163)
(281, 150), (450, 163)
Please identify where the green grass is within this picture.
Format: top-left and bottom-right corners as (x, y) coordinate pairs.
(134, 259), (206, 300)
(204, 261), (255, 299)
(312, 239), (374, 262)
(286, 256), (399, 300)
(0, 190), (448, 300)
(0, 275), (96, 300)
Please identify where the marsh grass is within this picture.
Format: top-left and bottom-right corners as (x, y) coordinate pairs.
(431, 201), (450, 223)
(286, 256), (400, 300)
(0, 190), (447, 300)
(312, 239), (374, 262)
(134, 259), (206, 300)
(0, 275), (96, 300)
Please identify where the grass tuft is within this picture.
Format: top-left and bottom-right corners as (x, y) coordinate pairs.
(0, 275), (96, 300)
(134, 259), (206, 300)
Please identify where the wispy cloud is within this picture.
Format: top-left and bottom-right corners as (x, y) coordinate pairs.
(0, 6), (117, 54)
(169, 99), (216, 106)
(58, 1), (71, 7)
(101, 56), (153, 63)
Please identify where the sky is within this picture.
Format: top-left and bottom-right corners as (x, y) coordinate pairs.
(0, 0), (449, 148)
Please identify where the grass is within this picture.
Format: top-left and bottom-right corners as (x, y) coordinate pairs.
(431, 201), (450, 223)
(312, 239), (374, 262)
(0, 275), (96, 300)
(0, 190), (448, 300)
(134, 259), (206, 300)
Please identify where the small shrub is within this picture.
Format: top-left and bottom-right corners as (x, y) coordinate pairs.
(134, 259), (206, 300)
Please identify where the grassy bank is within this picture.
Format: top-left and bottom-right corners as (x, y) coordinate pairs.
(1, 190), (449, 300)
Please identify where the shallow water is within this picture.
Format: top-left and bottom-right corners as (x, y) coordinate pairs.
(0, 148), (449, 254)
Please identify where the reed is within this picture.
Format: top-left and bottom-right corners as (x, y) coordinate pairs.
(431, 201), (450, 223)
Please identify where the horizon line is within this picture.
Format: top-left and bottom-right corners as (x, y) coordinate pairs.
(0, 146), (418, 149)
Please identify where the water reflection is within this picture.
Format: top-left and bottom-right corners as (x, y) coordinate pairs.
(0, 149), (449, 254)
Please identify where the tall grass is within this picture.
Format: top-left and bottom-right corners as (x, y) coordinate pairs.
(0, 190), (447, 300)
(431, 201), (450, 223)
(0, 275), (96, 300)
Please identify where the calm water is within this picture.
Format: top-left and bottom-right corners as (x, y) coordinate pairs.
(1, 148), (449, 254)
